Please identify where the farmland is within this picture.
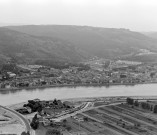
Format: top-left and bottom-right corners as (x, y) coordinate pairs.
(58, 101), (157, 135)
(16, 97), (157, 135)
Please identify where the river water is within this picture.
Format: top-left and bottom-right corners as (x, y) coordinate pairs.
(0, 84), (157, 106)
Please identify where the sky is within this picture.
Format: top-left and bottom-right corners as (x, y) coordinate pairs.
(0, 0), (157, 31)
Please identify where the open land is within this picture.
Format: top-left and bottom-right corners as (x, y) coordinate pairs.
(2, 96), (157, 135)
(0, 107), (25, 135)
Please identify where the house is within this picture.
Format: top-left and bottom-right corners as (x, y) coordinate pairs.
(62, 69), (70, 74)
(43, 118), (51, 126)
(7, 72), (16, 78)
(33, 98), (40, 102)
(5, 83), (11, 89)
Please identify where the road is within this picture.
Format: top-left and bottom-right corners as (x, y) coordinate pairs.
(52, 101), (125, 122)
(0, 105), (32, 134)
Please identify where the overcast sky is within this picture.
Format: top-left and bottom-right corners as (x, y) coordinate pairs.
(0, 0), (157, 31)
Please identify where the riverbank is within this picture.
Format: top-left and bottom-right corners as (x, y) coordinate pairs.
(7, 95), (157, 110)
(2, 83), (157, 106)
(0, 81), (156, 91)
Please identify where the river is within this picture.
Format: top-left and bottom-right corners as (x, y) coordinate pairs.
(1, 83), (157, 106)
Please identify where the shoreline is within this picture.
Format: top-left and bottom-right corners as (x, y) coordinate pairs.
(0, 81), (157, 91)
(7, 95), (157, 109)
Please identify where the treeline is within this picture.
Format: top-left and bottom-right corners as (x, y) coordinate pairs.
(1, 63), (19, 74)
(126, 97), (157, 113)
(0, 63), (30, 75)
(141, 102), (153, 111)
(35, 59), (90, 70)
(0, 60), (90, 73)
(30, 114), (39, 130)
(23, 100), (42, 113)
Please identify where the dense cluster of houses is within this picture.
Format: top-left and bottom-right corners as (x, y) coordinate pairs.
(1, 62), (157, 89)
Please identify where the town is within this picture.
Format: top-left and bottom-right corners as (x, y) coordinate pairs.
(0, 58), (157, 90)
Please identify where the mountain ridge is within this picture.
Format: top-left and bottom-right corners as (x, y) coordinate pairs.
(0, 25), (157, 64)
(0, 27), (90, 65)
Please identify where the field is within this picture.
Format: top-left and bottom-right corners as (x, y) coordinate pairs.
(74, 103), (157, 135)
(64, 114), (122, 135)
(0, 107), (24, 134)
(56, 103), (157, 135)
(35, 99), (157, 135)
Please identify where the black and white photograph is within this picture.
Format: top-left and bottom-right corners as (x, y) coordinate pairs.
(1, 0), (157, 134)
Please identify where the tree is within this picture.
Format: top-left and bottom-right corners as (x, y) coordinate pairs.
(154, 105), (157, 113)
(126, 97), (134, 105)
(30, 114), (39, 130)
(134, 100), (139, 107)
(66, 126), (72, 131)
(63, 119), (67, 127)
(150, 105), (153, 111)
(30, 121), (38, 130)
(53, 98), (58, 105)
(83, 117), (89, 122)
(134, 123), (140, 128)
(63, 119), (67, 123)
(1, 63), (19, 74)
(141, 102), (151, 110)
(122, 123), (125, 128)
(37, 106), (42, 113)
(25, 100), (42, 112)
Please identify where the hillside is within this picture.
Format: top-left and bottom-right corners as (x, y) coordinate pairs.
(142, 32), (157, 39)
(0, 27), (89, 65)
(0, 25), (157, 64)
(6, 25), (157, 62)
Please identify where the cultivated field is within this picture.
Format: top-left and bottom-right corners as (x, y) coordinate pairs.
(78, 103), (157, 135)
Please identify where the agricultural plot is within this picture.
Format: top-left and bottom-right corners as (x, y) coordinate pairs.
(83, 103), (157, 135)
(118, 104), (157, 121)
(83, 110), (138, 135)
(37, 102), (157, 135)
(66, 114), (122, 135)
(113, 105), (157, 125)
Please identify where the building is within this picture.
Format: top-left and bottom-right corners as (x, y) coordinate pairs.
(7, 72), (16, 78)
(33, 98), (40, 102)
